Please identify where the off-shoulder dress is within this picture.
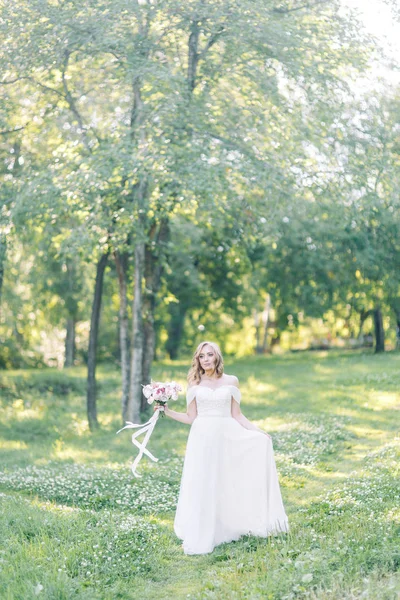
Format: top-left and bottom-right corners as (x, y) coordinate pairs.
(173, 384), (289, 555)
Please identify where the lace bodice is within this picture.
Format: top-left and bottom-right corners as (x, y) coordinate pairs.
(186, 385), (241, 417)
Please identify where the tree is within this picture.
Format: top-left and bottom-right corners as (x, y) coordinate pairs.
(1, 0), (373, 411)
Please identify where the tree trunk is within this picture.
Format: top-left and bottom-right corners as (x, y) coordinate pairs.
(165, 302), (187, 360)
(141, 219), (169, 410)
(128, 240), (145, 423)
(395, 310), (400, 350)
(115, 251), (130, 422)
(127, 31), (149, 420)
(253, 309), (262, 354)
(64, 318), (75, 368)
(142, 237), (156, 411)
(142, 308), (155, 411)
(373, 307), (385, 353)
(261, 295), (271, 353)
(0, 235), (6, 321)
(188, 20), (200, 93)
(87, 252), (109, 431)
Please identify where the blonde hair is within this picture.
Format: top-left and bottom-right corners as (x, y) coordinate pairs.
(187, 341), (224, 385)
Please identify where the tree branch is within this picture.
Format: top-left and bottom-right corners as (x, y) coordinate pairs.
(62, 51), (86, 133)
(188, 12), (230, 92)
(198, 25), (226, 61)
(61, 50), (100, 149)
(273, 0), (330, 14)
(0, 125), (26, 137)
(0, 77), (27, 85)
(31, 78), (66, 99)
(187, 20), (200, 92)
(0, 75), (64, 99)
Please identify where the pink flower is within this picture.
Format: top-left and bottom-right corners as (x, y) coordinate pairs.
(143, 380), (181, 404)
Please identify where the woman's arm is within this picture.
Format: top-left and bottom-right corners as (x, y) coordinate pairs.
(155, 399), (197, 425)
(231, 398), (271, 439)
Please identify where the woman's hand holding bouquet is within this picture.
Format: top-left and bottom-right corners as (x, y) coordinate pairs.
(117, 380), (182, 477)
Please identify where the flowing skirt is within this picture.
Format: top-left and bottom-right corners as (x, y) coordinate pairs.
(174, 415), (289, 555)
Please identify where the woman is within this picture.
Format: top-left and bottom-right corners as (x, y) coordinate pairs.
(155, 340), (289, 555)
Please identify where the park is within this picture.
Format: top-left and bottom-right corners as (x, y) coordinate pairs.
(0, 352), (399, 598)
(1, 0), (399, 598)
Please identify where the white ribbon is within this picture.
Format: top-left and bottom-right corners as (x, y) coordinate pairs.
(116, 408), (163, 478)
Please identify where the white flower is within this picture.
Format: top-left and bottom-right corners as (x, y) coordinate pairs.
(34, 584), (44, 596)
(302, 573), (313, 583)
(142, 386), (152, 399)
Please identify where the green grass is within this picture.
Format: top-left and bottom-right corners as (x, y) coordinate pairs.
(0, 350), (399, 599)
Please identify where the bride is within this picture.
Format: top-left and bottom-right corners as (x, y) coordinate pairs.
(155, 340), (289, 555)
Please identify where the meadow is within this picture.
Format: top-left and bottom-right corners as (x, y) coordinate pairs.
(0, 350), (399, 600)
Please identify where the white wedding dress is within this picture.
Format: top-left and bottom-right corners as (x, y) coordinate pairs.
(174, 385), (289, 555)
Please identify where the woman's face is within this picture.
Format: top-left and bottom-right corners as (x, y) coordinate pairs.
(198, 344), (216, 372)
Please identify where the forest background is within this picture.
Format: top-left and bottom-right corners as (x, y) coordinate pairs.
(1, 0), (400, 426)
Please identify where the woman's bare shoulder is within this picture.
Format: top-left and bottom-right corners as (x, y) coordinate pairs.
(222, 374), (239, 386)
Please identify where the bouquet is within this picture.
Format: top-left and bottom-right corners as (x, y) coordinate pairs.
(142, 380), (182, 416)
(117, 380), (182, 477)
